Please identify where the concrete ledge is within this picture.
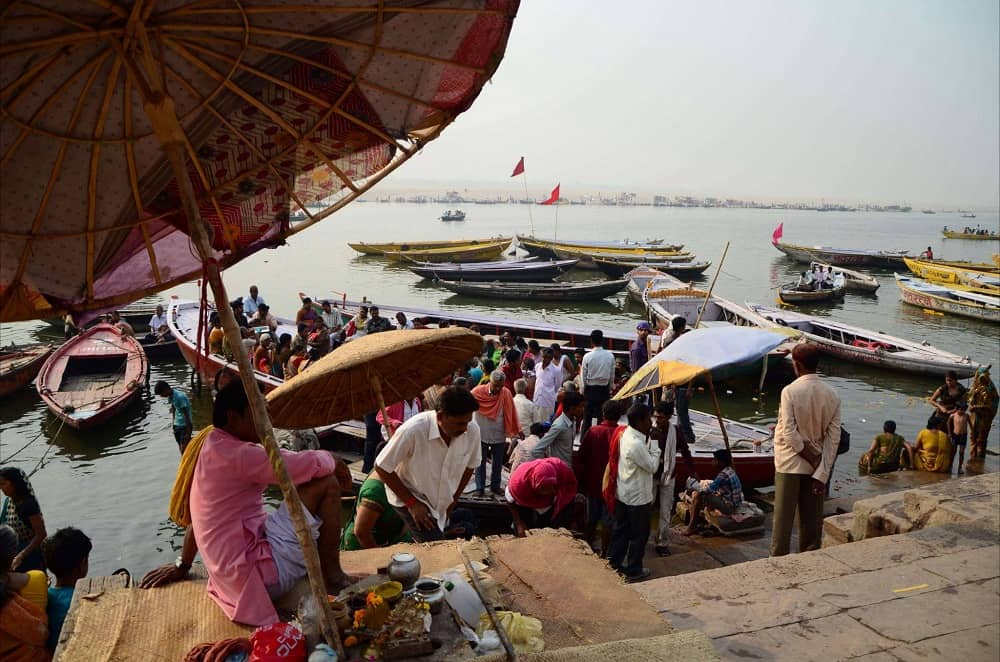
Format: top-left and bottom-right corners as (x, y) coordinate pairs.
(822, 512), (855, 547)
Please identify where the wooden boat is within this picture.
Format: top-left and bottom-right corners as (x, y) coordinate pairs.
(44, 299), (162, 332)
(747, 303), (980, 378)
(138, 334), (181, 361)
(408, 258), (578, 282)
(435, 278), (628, 301)
(37, 324), (147, 430)
(625, 267), (687, 305)
(439, 210), (466, 221)
(517, 235), (685, 259)
(594, 256), (711, 278)
(680, 410), (776, 489)
(772, 239), (909, 268)
(383, 240), (509, 263)
(903, 257), (1000, 295)
(642, 283), (792, 379)
(348, 237), (510, 256)
(0, 344), (54, 398)
(931, 259), (1000, 274)
(809, 261), (880, 293)
(895, 274), (1000, 323)
(942, 229), (999, 240)
(777, 280), (846, 304)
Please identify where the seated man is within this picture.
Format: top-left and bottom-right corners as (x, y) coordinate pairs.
(858, 420), (906, 475)
(140, 380), (353, 626)
(374, 386), (482, 543)
(42, 527), (92, 653)
(682, 449), (743, 535)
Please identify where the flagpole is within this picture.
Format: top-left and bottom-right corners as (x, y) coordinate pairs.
(553, 184), (560, 240)
(522, 174), (535, 236)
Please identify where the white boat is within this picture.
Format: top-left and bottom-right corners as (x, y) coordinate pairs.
(747, 303), (980, 378)
(895, 274), (1000, 324)
(624, 266), (687, 305)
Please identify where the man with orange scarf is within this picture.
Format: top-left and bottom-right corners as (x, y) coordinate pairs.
(472, 371), (522, 496)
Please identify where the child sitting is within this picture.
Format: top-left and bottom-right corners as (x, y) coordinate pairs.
(42, 527), (92, 653)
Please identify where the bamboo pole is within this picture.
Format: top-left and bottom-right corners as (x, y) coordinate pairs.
(370, 372), (395, 438)
(693, 241), (730, 329)
(521, 173), (534, 236)
(706, 375), (735, 471)
(150, 101), (343, 657)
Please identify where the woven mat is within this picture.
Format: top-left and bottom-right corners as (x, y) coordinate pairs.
(56, 580), (250, 662)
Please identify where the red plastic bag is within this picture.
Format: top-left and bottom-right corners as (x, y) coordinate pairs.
(249, 623), (306, 662)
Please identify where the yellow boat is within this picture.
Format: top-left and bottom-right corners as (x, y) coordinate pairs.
(903, 257), (1000, 295)
(383, 240), (510, 263)
(932, 258), (1000, 273)
(348, 237), (511, 256)
(517, 235), (686, 258)
(941, 229), (999, 240)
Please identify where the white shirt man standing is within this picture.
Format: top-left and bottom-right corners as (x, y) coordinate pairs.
(580, 329), (615, 437)
(532, 347), (563, 420)
(770, 343), (841, 556)
(607, 403), (660, 582)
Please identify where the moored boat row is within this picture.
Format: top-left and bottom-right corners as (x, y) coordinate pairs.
(895, 273), (1000, 323)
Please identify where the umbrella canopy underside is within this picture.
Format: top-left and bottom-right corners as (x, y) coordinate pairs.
(266, 326), (483, 428)
(0, 0), (518, 321)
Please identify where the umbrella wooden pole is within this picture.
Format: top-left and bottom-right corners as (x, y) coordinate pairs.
(158, 138), (343, 656)
(706, 375), (735, 470)
(370, 373), (395, 438)
(693, 241), (730, 329)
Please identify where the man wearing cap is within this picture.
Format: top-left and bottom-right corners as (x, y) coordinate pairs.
(631, 322), (652, 373)
(580, 330), (616, 437)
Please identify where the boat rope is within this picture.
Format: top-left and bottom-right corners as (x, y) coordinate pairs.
(1, 416), (66, 474)
(28, 417), (66, 478)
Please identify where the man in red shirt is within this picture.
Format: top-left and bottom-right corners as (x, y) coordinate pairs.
(501, 349), (524, 394)
(574, 399), (626, 555)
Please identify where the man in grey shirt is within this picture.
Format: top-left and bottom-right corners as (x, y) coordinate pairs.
(580, 330), (616, 437)
(531, 392), (586, 466)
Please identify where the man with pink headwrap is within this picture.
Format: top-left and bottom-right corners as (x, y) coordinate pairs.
(504, 458), (578, 538)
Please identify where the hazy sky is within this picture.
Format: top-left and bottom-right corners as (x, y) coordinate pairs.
(388, 1), (999, 207)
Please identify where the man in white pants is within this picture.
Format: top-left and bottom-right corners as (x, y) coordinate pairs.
(651, 401), (697, 556)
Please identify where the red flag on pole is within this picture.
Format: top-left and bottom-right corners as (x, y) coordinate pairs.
(771, 222), (784, 245)
(510, 157), (525, 178)
(541, 183), (560, 205)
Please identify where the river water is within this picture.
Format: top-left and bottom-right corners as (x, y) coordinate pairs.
(1, 204), (997, 576)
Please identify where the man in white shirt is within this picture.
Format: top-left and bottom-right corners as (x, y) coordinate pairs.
(607, 403), (660, 582)
(147, 304), (169, 341)
(513, 378), (540, 436)
(580, 330), (615, 437)
(395, 312), (414, 330)
(532, 348), (562, 421)
(770, 343), (841, 556)
(375, 386), (482, 542)
(243, 285), (265, 316)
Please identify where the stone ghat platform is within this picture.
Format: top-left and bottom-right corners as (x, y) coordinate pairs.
(631, 473), (1000, 660)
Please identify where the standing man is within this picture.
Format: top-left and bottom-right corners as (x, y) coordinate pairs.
(575, 399), (625, 555)
(243, 285), (265, 317)
(771, 343), (841, 556)
(501, 349), (523, 394)
(630, 322), (651, 373)
(154, 381), (193, 453)
(471, 371), (521, 496)
(605, 403), (659, 582)
(375, 387), (482, 541)
(532, 347), (562, 421)
(531, 391), (585, 466)
(512, 378), (540, 437)
(651, 401), (697, 557)
(580, 330), (615, 436)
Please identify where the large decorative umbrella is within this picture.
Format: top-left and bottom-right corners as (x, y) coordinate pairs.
(614, 327), (793, 460)
(1, 2), (518, 653)
(267, 327), (482, 429)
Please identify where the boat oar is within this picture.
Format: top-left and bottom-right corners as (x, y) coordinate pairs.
(706, 374), (736, 472)
(693, 242), (730, 329)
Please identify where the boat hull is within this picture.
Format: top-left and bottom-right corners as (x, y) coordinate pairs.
(903, 258), (999, 295)
(896, 276), (1000, 323)
(942, 231), (999, 240)
(37, 324), (147, 430)
(348, 237), (509, 255)
(0, 345), (53, 398)
(774, 241), (908, 268)
(519, 235), (686, 259)
(594, 257), (711, 278)
(385, 241), (508, 263)
(777, 285), (845, 304)
(409, 259), (577, 282)
(436, 279), (628, 301)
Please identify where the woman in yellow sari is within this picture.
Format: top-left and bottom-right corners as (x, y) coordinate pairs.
(910, 415), (953, 473)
